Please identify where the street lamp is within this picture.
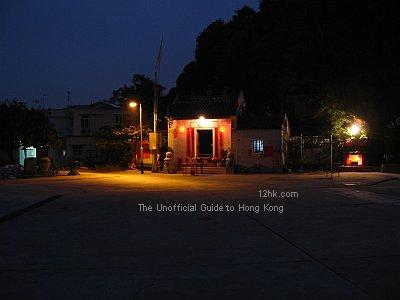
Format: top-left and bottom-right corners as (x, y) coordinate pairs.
(348, 123), (361, 137)
(128, 99), (144, 174)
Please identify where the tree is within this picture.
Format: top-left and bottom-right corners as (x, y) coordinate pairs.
(0, 100), (58, 164)
(317, 96), (367, 140)
(94, 125), (151, 167)
(174, 0), (399, 134)
(97, 74), (168, 166)
(109, 74), (165, 128)
(172, 0), (399, 162)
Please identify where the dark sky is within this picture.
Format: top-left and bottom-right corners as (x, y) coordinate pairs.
(0, 0), (258, 108)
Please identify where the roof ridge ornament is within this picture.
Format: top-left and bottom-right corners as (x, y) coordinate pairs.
(236, 90), (246, 116)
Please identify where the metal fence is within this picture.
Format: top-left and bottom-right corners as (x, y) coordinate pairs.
(288, 134), (342, 172)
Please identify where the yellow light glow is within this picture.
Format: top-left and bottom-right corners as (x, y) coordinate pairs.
(348, 124), (361, 136)
(179, 126), (185, 133)
(219, 126), (225, 133)
(129, 101), (138, 108)
(198, 116), (212, 127)
(348, 154), (363, 166)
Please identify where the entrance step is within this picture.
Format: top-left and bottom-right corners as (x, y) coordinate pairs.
(202, 166), (226, 174)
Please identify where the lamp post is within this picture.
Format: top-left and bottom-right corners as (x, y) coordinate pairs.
(128, 100), (144, 174)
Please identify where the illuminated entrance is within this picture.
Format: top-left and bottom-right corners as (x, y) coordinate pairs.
(168, 116), (231, 161)
(197, 129), (213, 157)
(344, 151), (365, 166)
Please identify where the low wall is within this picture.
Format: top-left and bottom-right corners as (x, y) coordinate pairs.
(0, 165), (24, 179)
(381, 164), (400, 174)
(338, 166), (381, 172)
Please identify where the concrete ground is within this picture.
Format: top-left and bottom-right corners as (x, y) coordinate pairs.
(0, 171), (399, 299)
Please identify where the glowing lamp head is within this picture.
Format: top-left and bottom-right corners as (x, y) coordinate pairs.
(179, 126), (185, 133)
(199, 115), (205, 120)
(128, 101), (138, 108)
(348, 124), (361, 136)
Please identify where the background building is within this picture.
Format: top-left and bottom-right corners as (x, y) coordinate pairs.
(48, 101), (126, 164)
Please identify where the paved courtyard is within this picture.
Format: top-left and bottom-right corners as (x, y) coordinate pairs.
(0, 171), (399, 299)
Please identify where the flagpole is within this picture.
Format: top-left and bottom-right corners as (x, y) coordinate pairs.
(152, 70), (158, 172)
(152, 38), (162, 173)
(154, 70), (158, 134)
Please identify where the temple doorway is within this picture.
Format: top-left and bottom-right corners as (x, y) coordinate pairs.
(197, 129), (213, 157)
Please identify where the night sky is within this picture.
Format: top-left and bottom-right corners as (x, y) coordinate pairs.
(0, 0), (258, 108)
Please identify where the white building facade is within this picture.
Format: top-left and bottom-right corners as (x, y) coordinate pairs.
(48, 101), (126, 163)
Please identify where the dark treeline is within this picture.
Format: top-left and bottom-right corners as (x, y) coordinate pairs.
(174, 0), (399, 140)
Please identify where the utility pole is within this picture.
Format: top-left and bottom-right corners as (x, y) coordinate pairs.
(42, 94), (47, 108)
(140, 102), (144, 174)
(330, 134), (333, 179)
(67, 91), (71, 107)
(300, 134), (304, 174)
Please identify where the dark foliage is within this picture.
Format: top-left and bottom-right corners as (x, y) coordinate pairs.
(174, 0), (400, 162)
(0, 100), (59, 164)
(175, 1), (399, 126)
(109, 74), (165, 129)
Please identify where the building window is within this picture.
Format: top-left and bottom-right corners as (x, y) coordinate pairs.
(81, 115), (90, 135)
(252, 139), (264, 154)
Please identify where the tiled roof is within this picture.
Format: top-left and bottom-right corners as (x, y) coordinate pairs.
(168, 94), (239, 119)
(168, 93), (284, 130)
(237, 107), (284, 130)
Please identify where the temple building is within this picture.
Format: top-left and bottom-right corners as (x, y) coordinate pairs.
(167, 92), (290, 173)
